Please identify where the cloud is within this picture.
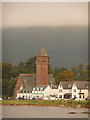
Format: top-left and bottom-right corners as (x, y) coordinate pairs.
(2, 26), (88, 68)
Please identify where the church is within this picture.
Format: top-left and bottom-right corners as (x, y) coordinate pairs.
(13, 48), (56, 99)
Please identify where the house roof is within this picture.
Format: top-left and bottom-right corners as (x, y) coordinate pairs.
(37, 48), (48, 56)
(74, 81), (89, 89)
(19, 74), (56, 90)
(60, 81), (73, 89)
(18, 88), (31, 92)
(34, 85), (48, 90)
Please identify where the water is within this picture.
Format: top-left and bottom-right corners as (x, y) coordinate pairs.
(2, 105), (88, 118)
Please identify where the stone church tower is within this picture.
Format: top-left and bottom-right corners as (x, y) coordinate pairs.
(36, 48), (48, 86)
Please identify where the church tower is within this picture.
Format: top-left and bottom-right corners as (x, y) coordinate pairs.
(36, 48), (48, 86)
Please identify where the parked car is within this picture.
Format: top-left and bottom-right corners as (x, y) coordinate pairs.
(32, 98), (37, 100)
(38, 98), (42, 100)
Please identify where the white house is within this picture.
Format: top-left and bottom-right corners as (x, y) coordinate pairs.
(17, 88), (31, 100)
(72, 81), (88, 100)
(58, 82), (73, 99)
(16, 81), (89, 100)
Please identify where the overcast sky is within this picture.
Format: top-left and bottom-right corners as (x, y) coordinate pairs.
(3, 2), (88, 27)
(2, 2), (88, 68)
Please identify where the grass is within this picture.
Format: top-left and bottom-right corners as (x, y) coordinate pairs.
(1, 100), (90, 108)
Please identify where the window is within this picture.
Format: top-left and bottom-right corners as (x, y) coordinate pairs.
(74, 95), (76, 98)
(37, 88), (39, 91)
(68, 84), (71, 88)
(21, 91), (23, 93)
(59, 89), (62, 92)
(33, 88), (35, 91)
(41, 88), (43, 91)
(27, 90), (29, 93)
(59, 95), (62, 98)
(68, 90), (71, 92)
(83, 95), (85, 99)
(24, 90), (26, 93)
(79, 89), (81, 92)
(79, 95), (81, 98)
(74, 89), (76, 92)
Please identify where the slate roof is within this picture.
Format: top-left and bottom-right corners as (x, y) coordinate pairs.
(48, 74), (58, 89)
(74, 81), (89, 89)
(19, 74), (36, 90)
(60, 81), (73, 89)
(34, 85), (48, 90)
(37, 48), (48, 56)
(19, 74), (56, 90)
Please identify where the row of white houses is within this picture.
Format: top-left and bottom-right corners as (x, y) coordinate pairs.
(16, 81), (89, 100)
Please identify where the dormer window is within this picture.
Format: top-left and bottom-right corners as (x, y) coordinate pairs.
(33, 88), (35, 91)
(68, 84), (71, 88)
(41, 88), (43, 91)
(37, 88), (39, 91)
(86, 84), (88, 88)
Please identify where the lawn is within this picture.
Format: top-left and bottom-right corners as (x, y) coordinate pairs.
(1, 100), (90, 108)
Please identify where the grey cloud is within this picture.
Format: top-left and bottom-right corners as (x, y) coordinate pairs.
(2, 26), (88, 68)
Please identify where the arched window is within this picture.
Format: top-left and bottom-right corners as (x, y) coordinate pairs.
(24, 90), (26, 93)
(27, 90), (29, 93)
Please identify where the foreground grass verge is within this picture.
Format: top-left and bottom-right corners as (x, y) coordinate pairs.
(0, 100), (90, 108)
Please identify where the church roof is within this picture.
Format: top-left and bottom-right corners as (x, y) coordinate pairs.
(19, 74), (56, 90)
(19, 74), (36, 90)
(37, 48), (48, 56)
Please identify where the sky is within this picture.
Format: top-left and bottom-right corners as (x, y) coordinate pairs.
(3, 2), (88, 27)
(2, 2), (88, 68)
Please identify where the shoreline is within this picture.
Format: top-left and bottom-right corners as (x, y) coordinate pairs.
(0, 103), (89, 109)
(1, 100), (90, 109)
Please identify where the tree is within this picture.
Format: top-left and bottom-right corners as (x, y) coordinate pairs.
(24, 56), (36, 73)
(8, 77), (17, 97)
(53, 67), (67, 75)
(54, 70), (74, 85)
(2, 62), (12, 79)
(71, 64), (88, 81)
(2, 62), (12, 97)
